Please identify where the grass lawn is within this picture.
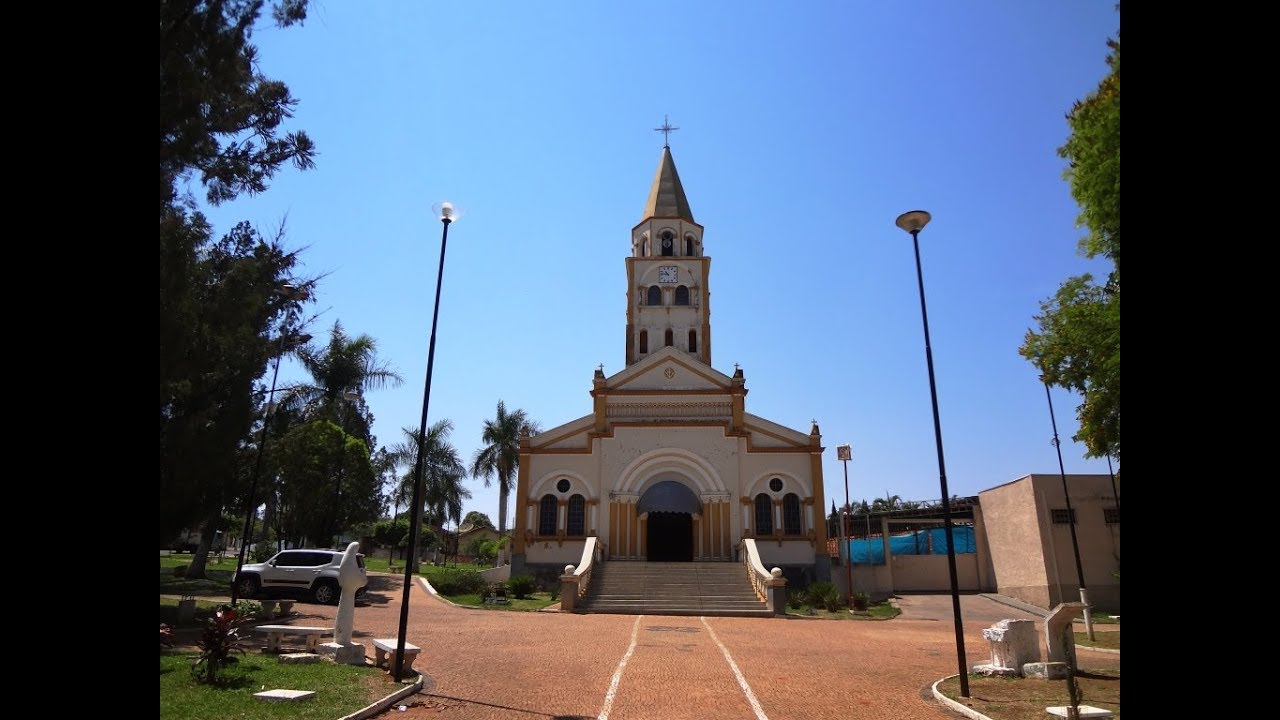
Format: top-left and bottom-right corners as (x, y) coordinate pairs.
(160, 651), (399, 720)
(936, 663), (1120, 720)
(441, 592), (558, 611)
(1076, 630), (1120, 650)
(785, 602), (901, 620)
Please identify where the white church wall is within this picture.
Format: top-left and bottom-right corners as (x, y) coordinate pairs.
(756, 540), (818, 566)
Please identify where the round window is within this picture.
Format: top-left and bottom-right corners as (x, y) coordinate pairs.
(769, 478), (784, 493)
(556, 478), (571, 493)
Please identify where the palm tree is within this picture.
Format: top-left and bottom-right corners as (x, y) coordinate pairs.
(281, 320), (404, 543)
(471, 400), (539, 537)
(284, 320), (403, 435)
(393, 420), (469, 567)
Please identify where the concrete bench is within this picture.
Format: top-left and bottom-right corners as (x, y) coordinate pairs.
(256, 600), (296, 620)
(370, 638), (421, 673)
(254, 625), (330, 653)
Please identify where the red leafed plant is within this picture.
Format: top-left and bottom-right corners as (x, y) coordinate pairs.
(191, 607), (247, 684)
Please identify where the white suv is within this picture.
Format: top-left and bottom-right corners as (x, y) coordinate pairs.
(233, 548), (367, 605)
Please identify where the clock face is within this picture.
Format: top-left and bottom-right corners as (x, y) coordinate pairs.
(658, 266), (678, 283)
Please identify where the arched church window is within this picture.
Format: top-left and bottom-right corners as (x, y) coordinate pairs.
(688, 330), (697, 353)
(661, 230), (675, 256)
(755, 493), (773, 535)
(639, 330), (648, 354)
(647, 286), (662, 306)
(675, 285), (689, 305)
(664, 329), (674, 347)
(539, 494), (558, 535)
(567, 494), (586, 536)
(685, 235), (694, 256)
(783, 493), (802, 535)
(642, 238), (650, 256)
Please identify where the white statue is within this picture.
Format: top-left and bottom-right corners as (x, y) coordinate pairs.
(319, 541), (366, 664)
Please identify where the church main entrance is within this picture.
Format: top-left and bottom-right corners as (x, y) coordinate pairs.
(647, 511), (693, 561)
(637, 480), (700, 563)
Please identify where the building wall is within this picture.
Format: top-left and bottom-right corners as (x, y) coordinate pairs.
(1029, 474), (1121, 612)
(979, 474), (1121, 612)
(978, 475), (1051, 607)
(890, 553), (981, 592)
(524, 423), (819, 568)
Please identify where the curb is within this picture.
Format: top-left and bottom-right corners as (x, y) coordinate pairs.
(978, 593), (1050, 618)
(339, 672), (426, 720)
(930, 675), (995, 720)
(1076, 644), (1120, 655)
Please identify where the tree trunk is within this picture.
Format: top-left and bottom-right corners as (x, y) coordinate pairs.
(498, 482), (509, 537)
(186, 510), (221, 579)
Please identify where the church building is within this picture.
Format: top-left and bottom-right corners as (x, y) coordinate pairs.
(511, 144), (831, 585)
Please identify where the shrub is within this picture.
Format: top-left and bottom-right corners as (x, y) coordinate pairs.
(805, 581), (844, 612)
(786, 590), (805, 610)
(191, 607), (247, 684)
(851, 590), (870, 611)
(251, 543), (275, 563)
(431, 569), (487, 596)
(508, 575), (537, 599)
(172, 565), (188, 577)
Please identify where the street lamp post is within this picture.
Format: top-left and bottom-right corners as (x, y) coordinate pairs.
(231, 283), (310, 606)
(895, 210), (969, 698)
(1043, 380), (1093, 640)
(836, 444), (854, 608)
(394, 201), (459, 682)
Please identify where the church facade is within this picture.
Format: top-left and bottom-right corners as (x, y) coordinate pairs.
(511, 146), (831, 585)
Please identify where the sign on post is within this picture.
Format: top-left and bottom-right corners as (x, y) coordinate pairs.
(836, 444), (851, 461)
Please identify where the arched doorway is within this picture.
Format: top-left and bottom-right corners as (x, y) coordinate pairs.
(638, 480), (700, 562)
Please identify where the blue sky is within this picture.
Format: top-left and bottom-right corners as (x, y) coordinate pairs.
(196, 1), (1121, 528)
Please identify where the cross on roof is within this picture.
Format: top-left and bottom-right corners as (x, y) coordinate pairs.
(654, 114), (679, 148)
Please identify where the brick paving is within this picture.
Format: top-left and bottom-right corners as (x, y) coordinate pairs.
(230, 573), (1100, 719)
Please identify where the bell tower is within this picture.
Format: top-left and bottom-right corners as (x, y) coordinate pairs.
(625, 143), (711, 366)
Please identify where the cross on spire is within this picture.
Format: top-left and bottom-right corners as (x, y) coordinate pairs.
(654, 114), (679, 148)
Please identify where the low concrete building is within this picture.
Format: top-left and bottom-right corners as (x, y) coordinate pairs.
(978, 473), (1120, 612)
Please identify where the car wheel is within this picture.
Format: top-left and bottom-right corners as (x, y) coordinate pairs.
(235, 575), (260, 599)
(313, 581), (339, 605)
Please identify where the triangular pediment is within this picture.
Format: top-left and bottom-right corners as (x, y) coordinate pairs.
(605, 347), (733, 392)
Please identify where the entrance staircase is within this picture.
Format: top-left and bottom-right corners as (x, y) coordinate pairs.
(576, 561), (772, 617)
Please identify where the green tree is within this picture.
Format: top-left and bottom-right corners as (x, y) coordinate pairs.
(471, 401), (539, 536)
(160, 0), (314, 210)
(1021, 31), (1121, 463)
(159, 217), (308, 572)
(269, 420), (379, 545)
(160, 0), (317, 574)
(282, 321), (403, 543)
(462, 511), (495, 530)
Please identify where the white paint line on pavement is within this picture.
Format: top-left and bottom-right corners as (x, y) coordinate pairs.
(701, 616), (769, 720)
(598, 615), (643, 720)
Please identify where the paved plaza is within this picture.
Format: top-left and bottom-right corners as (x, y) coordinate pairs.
(267, 571), (1096, 720)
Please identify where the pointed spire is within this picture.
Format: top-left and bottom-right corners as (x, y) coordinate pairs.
(641, 146), (695, 224)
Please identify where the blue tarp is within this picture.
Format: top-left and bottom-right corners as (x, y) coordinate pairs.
(844, 526), (976, 564)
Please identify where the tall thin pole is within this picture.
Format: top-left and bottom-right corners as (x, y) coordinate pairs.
(1106, 455), (1119, 511)
(909, 227), (969, 698)
(231, 349), (285, 606)
(1044, 381), (1092, 640)
(395, 215), (451, 682)
(841, 458), (853, 608)
(232, 288), (306, 605)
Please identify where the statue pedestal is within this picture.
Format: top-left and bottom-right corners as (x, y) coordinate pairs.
(318, 641), (366, 665)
